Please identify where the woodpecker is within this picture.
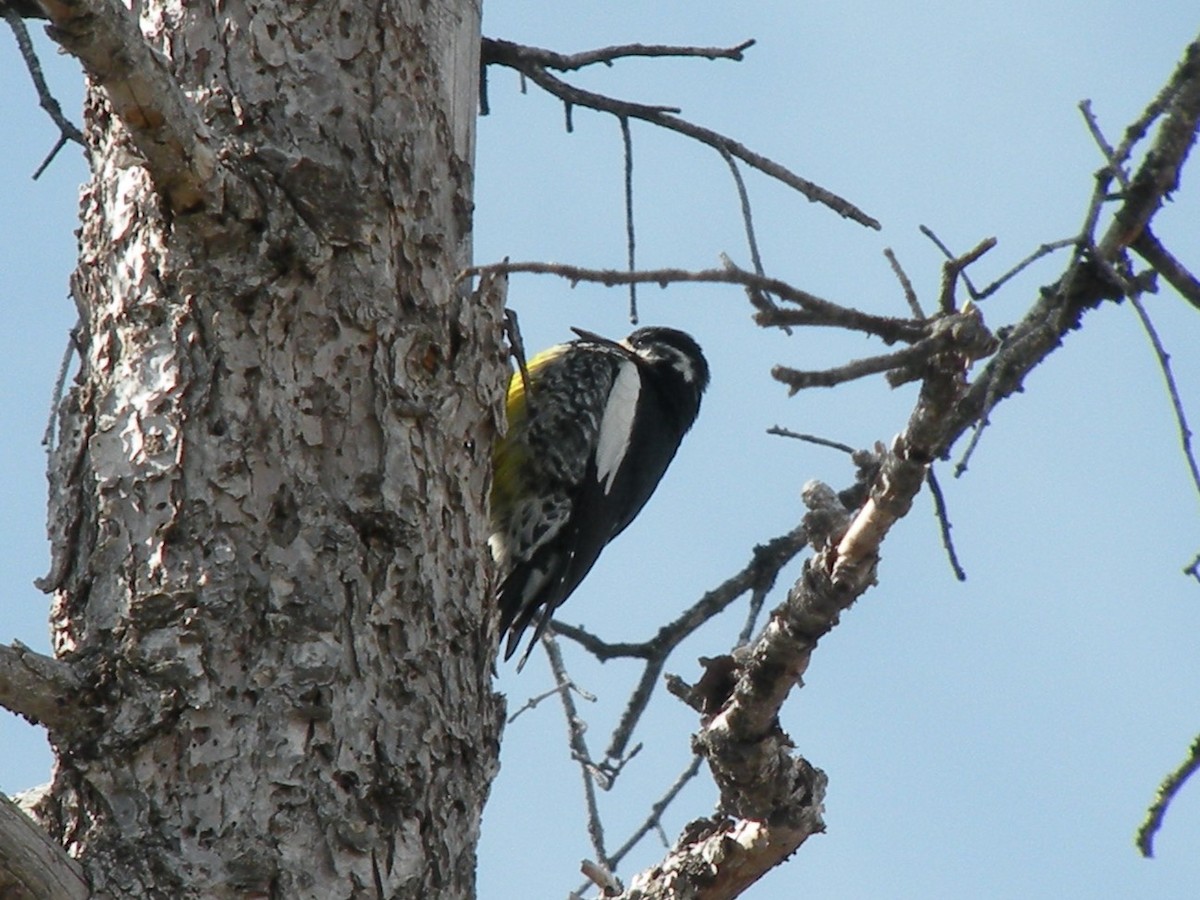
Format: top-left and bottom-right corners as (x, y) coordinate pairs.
(490, 325), (710, 669)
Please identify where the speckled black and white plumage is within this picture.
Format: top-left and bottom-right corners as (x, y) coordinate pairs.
(490, 326), (709, 669)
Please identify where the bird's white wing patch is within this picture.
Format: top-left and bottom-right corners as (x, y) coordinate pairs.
(595, 360), (641, 494)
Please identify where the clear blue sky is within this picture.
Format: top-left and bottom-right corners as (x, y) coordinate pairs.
(4, 4), (1200, 898)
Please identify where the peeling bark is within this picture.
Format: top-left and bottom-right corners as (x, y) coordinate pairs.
(30, 1), (504, 897)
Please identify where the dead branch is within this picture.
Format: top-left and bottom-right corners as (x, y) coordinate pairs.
(772, 341), (934, 392)
(937, 237), (997, 313)
(0, 642), (85, 733)
(0, 793), (87, 900)
(1137, 733), (1200, 857)
(481, 36), (881, 230)
(545, 634), (611, 870)
(775, 299), (998, 395)
(608, 755), (702, 864)
(554, 523), (809, 766)
(884, 247), (925, 318)
(620, 804), (827, 900)
(920, 225), (982, 298)
(2, 5), (85, 178)
(1080, 98), (1131, 188)
(36, 0), (222, 211)
(507, 679), (595, 726)
(766, 427), (857, 456)
(947, 35), (1200, 462)
(1133, 228), (1200, 311)
(1128, 294), (1200, 520)
(481, 37), (756, 73)
(619, 115), (639, 323)
(461, 260), (928, 344)
(926, 467), (966, 582)
(622, 42), (1200, 887)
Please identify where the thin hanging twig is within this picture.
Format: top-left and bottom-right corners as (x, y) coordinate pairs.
(619, 116), (639, 323)
(926, 467), (966, 581)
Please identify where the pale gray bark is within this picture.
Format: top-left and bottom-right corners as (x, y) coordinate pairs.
(25, 0), (504, 897)
(0, 794), (87, 900)
(0, 642), (84, 732)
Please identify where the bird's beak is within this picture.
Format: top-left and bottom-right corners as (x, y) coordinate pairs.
(570, 327), (637, 360)
(569, 327), (618, 346)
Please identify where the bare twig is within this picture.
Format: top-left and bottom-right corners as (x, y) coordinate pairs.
(555, 523), (809, 667)
(507, 679), (596, 725)
(719, 150), (784, 326)
(31, 133), (69, 180)
(772, 342), (933, 392)
(766, 426), (857, 456)
(43, 324), (80, 453)
(573, 754), (704, 897)
(611, 755), (702, 864)
(608, 525), (809, 764)
(720, 150), (767, 279)
(884, 247), (925, 318)
(481, 37), (881, 229)
(920, 225), (981, 299)
(737, 585), (769, 647)
(551, 522), (809, 775)
(926, 467), (966, 581)
(551, 623), (654, 660)
(938, 237), (997, 313)
(1137, 733), (1200, 857)
(482, 36), (756, 73)
(972, 239), (1077, 299)
(1080, 99), (1131, 188)
(545, 633), (611, 869)
(3, 4), (86, 177)
(1128, 295), (1200, 502)
(604, 662), (664, 764)
(461, 260), (929, 345)
(775, 303), (998, 395)
(619, 116), (639, 324)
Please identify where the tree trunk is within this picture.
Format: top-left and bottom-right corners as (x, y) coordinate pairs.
(31, 1), (504, 896)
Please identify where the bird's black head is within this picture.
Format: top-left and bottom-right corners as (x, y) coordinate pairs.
(623, 326), (710, 426)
